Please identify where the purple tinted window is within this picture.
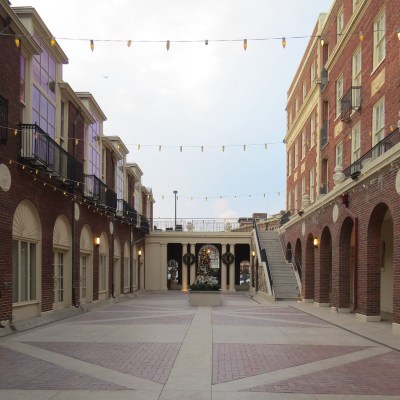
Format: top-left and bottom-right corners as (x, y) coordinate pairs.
(33, 57), (40, 84)
(20, 55), (26, 102)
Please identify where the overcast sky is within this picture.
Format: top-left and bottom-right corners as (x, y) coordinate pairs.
(11, 0), (333, 220)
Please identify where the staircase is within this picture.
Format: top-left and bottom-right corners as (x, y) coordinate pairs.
(258, 230), (300, 300)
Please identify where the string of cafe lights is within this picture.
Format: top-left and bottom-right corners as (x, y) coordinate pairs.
(2, 27), (400, 52)
(0, 153), (282, 209)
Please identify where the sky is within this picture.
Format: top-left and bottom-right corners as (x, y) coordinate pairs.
(11, 0), (333, 220)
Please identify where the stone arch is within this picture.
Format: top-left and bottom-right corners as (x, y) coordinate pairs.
(12, 200), (42, 320)
(53, 214), (72, 309)
(80, 225), (93, 303)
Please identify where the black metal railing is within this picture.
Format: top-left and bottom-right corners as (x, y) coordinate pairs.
(253, 220), (273, 294)
(320, 68), (328, 92)
(320, 122), (328, 149)
(280, 211), (291, 227)
(84, 174), (117, 209)
(343, 127), (400, 179)
(20, 124), (83, 183)
(293, 256), (302, 281)
(139, 215), (150, 234)
(340, 86), (361, 121)
(116, 199), (138, 225)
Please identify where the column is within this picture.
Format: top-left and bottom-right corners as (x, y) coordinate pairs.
(221, 244), (228, 292)
(181, 243), (188, 292)
(160, 244), (168, 291)
(229, 244), (236, 292)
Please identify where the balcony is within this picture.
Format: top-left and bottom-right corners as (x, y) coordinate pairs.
(19, 124), (83, 184)
(116, 199), (138, 225)
(84, 174), (117, 209)
(343, 127), (400, 180)
(340, 86), (361, 122)
(320, 123), (328, 149)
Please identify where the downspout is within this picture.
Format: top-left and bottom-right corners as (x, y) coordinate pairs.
(343, 204), (358, 312)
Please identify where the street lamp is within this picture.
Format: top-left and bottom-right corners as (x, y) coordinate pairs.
(173, 190), (178, 228)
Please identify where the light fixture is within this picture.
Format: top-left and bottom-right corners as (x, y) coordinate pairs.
(243, 39), (247, 51)
(320, 36), (324, 47)
(166, 40), (170, 51)
(50, 38), (56, 47)
(15, 37), (20, 48)
(252, 250), (256, 257)
(398, 28), (400, 41)
(138, 249), (142, 256)
(313, 238), (319, 248)
(127, 40), (132, 47)
(90, 39), (94, 52)
(282, 37), (286, 48)
(359, 31), (364, 42)
(95, 236), (100, 246)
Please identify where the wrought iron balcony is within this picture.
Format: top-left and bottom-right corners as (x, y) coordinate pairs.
(84, 174), (117, 209)
(116, 199), (138, 225)
(343, 127), (400, 179)
(138, 214), (150, 234)
(19, 124), (83, 184)
(340, 86), (361, 122)
(320, 123), (328, 149)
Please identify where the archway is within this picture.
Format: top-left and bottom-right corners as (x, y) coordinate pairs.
(198, 244), (220, 283)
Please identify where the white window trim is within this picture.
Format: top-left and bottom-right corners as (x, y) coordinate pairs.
(335, 142), (343, 167)
(337, 8), (344, 35)
(351, 122), (361, 163)
(336, 75), (344, 118)
(373, 10), (386, 72)
(372, 97), (385, 146)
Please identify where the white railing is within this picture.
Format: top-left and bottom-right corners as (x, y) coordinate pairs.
(152, 218), (241, 232)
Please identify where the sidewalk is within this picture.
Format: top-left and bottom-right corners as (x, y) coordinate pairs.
(0, 291), (399, 399)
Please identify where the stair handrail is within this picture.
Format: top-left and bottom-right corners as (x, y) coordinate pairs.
(253, 219), (274, 294)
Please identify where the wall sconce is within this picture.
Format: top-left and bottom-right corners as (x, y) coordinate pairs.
(95, 236), (100, 246)
(313, 238), (319, 249)
(138, 249), (142, 257)
(252, 250), (256, 258)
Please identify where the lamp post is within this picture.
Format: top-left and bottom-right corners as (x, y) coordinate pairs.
(251, 250), (255, 289)
(173, 190), (178, 228)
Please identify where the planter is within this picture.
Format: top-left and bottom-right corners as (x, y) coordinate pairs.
(189, 290), (221, 306)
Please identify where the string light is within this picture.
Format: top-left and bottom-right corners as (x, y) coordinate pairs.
(282, 37), (286, 48)
(359, 31), (364, 42)
(50, 38), (56, 47)
(127, 40), (132, 47)
(320, 36), (324, 46)
(14, 37), (20, 48)
(166, 40), (170, 51)
(90, 39), (94, 52)
(398, 28), (400, 41)
(205, 39), (208, 45)
(243, 39), (247, 51)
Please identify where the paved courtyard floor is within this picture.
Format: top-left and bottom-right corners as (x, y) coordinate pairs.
(0, 291), (399, 399)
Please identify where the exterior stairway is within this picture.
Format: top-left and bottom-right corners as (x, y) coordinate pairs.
(258, 230), (300, 300)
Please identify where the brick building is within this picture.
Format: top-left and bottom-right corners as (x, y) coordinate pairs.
(281, 0), (400, 334)
(0, 3), (153, 326)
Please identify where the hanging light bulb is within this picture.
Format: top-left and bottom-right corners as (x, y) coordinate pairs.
(13, 129), (18, 136)
(264, 143), (267, 150)
(222, 145), (225, 152)
(282, 37), (286, 48)
(243, 39), (247, 51)
(75, 139), (78, 146)
(397, 28), (400, 41)
(137, 144), (140, 150)
(159, 145), (161, 151)
(180, 146), (182, 152)
(50, 38), (56, 47)
(90, 39), (94, 52)
(359, 31), (364, 42)
(201, 146), (204, 152)
(320, 36), (324, 47)
(206, 197), (208, 202)
(166, 40), (170, 51)
(243, 145), (246, 151)
(205, 39), (208, 45)
(15, 37), (20, 48)
(127, 40), (132, 47)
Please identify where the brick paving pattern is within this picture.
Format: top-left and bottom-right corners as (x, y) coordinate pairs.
(0, 346), (126, 390)
(27, 341), (181, 384)
(212, 343), (371, 384)
(244, 351), (400, 395)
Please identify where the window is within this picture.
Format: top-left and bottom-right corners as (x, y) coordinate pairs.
(32, 85), (56, 138)
(310, 61), (316, 83)
(372, 97), (385, 146)
(287, 192), (291, 211)
(301, 130), (306, 159)
(288, 149), (293, 174)
(33, 37), (56, 100)
(301, 177), (306, 208)
(289, 110), (292, 126)
(88, 115), (100, 177)
(337, 8), (344, 35)
(99, 254), (107, 291)
(294, 186), (298, 210)
(124, 257), (130, 289)
(336, 76), (343, 117)
(352, 47), (362, 107)
(294, 141), (299, 168)
(295, 97), (299, 114)
(302, 81), (307, 101)
(20, 55), (26, 103)
(335, 142), (343, 167)
(309, 167), (315, 203)
(54, 252), (64, 303)
(12, 240), (37, 303)
(116, 157), (124, 215)
(373, 11), (386, 69)
(351, 122), (361, 162)
(310, 115), (316, 148)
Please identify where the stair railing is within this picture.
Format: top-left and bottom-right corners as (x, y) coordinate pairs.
(253, 219), (274, 295)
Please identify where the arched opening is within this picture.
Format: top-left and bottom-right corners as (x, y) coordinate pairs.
(53, 214), (72, 310)
(98, 232), (109, 300)
(336, 217), (354, 310)
(198, 244), (220, 283)
(80, 225), (93, 304)
(113, 237), (121, 297)
(239, 260), (250, 290)
(167, 243), (183, 290)
(12, 200), (42, 321)
(363, 203), (393, 320)
(167, 259), (180, 290)
(318, 227), (332, 305)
